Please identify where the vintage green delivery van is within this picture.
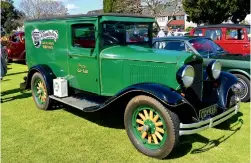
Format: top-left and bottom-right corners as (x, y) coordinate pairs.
(21, 14), (240, 159)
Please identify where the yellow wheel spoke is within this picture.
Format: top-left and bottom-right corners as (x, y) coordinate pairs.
(148, 134), (152, 143)
(152, 134), (158, 144)
(142, 132), (147, 139)
(143, 110), (149, 119)
(155, 131), (163, 141)
(137, 126), (143, 131)
(153, 115), (159, 122)
(149, 110), (153, 120)
(138, 113), (146, 121)
(136, 119), (144, 125)
(155, 121), (163, 127)
(156, 127), (164, 134)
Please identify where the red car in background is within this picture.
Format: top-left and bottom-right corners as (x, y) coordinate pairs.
(6, 32), (25, 62)
(190, 24), (250, 55)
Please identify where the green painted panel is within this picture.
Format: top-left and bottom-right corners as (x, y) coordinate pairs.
(25, 20), (68, 77)
(100, 46), (184, 96)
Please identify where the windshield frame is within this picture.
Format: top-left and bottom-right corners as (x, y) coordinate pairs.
(187, 38), (226, 57)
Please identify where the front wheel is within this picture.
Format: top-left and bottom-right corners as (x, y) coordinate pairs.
(233, 74), (250, 102)
(124, 95), (180, 159)
(31, 72), (51, 110)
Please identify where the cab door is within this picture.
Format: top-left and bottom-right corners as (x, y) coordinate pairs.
(67, 22), (100, 94)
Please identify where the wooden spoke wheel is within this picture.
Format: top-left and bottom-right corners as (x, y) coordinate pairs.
(124, 95), (180, 159)
(31, 72), (51, 110)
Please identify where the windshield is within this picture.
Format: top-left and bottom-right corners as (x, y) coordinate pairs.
(102, 21), (152, 48)
(188, 38), (225, 57)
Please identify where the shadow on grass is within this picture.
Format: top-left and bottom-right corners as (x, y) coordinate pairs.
(1, 78), (11, 82)
(1, 88), (31, 103)
(58, 102), (243, 159)
(167, 114), (243, 159)
(6, 71), (28, 76)
(64, 104), (125, 129)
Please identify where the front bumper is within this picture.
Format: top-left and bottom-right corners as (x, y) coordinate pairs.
(179, 102), (240, 135)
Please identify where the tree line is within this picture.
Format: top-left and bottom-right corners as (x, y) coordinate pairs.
(1, 0), (250, 33)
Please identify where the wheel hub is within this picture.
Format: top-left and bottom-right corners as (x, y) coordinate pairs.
(143, 119), (156, 134)
(133, 108), (167, 145)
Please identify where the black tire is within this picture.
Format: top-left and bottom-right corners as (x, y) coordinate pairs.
(233, 73), (250, 102)
(31, 72), (51, 110)
(124, 95), (180, 159)
(8, 59), (13, 63)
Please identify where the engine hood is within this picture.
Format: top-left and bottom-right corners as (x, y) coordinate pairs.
(100, 45), (200, 65)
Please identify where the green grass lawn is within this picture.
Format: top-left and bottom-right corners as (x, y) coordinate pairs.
(1, 63), (250, 163)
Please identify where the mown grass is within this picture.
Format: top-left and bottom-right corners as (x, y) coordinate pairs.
(1, 63), (250, 163)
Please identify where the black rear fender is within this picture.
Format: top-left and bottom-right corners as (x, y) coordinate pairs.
(22, 64), (56, 95)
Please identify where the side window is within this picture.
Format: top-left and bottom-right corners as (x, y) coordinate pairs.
(226, 28), (244, 40)
(12, 35), (20, 42)
(72, 24), (95, 48)
(205, 29), (222, 40)
(194, 29), (203, 36)
(246, 27), (250, 41)
(21, 34), (25, 41)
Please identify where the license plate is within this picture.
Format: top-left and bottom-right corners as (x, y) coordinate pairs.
(199, 104), (217, 120)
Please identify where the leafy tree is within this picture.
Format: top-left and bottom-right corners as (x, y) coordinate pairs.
(141, 0), (182, 18)
(185, 26), (194, 32)
(103, 0), (142, 14)
(19, 0), (68, 19)
(103, 0), (116, 13)
(182, 0), (250, 24)
(1, 0), (23, 33)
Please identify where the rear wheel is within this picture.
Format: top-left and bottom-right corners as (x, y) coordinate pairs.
(124, 95), (179, 159)
(31, 72), (51, 110)
(233, 74), (250, 102)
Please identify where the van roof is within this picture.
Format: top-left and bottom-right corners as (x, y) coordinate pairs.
(25, 13), (154, 22)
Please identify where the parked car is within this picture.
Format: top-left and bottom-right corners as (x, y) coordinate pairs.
(5, 32), (25, 62)
(153, 36), (250, 102)
(21, 14), (240, 159)
(190, 24), (250, 55)
(173, 31), (189, 36)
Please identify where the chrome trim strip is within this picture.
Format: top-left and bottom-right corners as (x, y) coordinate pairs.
(179, 104), (239, 135)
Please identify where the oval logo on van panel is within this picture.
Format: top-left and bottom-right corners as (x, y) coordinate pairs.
(31, 29), (58, 48)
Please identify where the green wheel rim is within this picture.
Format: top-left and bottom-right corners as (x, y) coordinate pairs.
(132, 106), (167, 150)
(33, 78), (47, 105)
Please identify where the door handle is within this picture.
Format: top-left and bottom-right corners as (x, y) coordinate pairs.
(243, 45), (248, 48)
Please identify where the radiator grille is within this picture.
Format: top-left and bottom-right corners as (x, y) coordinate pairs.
(190, 61), (203, 101)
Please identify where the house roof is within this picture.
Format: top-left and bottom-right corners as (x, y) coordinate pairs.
(168, 20), (185, 25)
(87, 9), (103, 14)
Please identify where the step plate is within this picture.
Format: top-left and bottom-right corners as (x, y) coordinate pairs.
(49, 95), (101, 111)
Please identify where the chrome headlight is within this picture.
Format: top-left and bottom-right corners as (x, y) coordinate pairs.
(207, 60), (221, 80)
(177, 65), (195, 88)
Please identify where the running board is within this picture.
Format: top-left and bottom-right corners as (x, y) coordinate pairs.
(49, 95), (104, 112)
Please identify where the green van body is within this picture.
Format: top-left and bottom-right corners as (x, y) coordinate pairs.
(25, 14), (198, 96)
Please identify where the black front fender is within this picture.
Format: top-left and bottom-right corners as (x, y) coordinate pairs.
(115, 83), (184, 106)
(216, 72), (238, 108)
(101, 83), (198, 123)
